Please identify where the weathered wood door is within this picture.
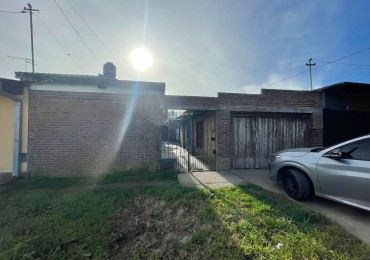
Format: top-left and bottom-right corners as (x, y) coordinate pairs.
(232, 115), (308, 168)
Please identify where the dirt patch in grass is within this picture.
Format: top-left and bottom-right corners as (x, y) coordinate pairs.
(2, 179), (369, 259)
(108, 197), (201, 259)
(107, 186), (370, 259)
(107, 196), (240, 259)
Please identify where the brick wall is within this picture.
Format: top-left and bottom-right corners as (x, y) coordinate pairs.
(218, 89), (324, 147)
(215, 89), (325, 170)
(163, 95), (217, 110)
(28, 90), (162, 176)
(218, 89), (323, 108)
(164, 89), (325, 171)
(215, 110), (231, 170)
(28, 87), (326, 174)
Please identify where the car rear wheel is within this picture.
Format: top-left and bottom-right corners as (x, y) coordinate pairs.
(282, 169), (310, 200)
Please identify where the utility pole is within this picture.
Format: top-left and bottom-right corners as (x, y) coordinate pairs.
(306, 58), (316, 90)
(23, 3), (39, 73)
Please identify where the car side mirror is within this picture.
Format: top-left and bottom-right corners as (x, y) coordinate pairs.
(324, 149), (342, 159)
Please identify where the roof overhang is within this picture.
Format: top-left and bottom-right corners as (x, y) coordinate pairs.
(318, 82), (370, 95)
(0, 78), (24, 95)
(15, 72), (165, 94)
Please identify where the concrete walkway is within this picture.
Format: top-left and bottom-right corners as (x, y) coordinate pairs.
(178, 171), (247, 189)
(178, 169), (370, 244)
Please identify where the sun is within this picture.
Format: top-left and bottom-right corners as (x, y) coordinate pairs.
(130, 47), (153, 72)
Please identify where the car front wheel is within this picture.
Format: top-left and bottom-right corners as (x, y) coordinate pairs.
(282, 169), (310, 200)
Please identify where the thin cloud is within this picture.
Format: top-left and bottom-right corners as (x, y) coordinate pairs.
(0, 0), (368, 93)
(242, 73), (321, 94)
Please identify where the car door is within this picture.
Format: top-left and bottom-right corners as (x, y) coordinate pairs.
(316, 138), (370, 208)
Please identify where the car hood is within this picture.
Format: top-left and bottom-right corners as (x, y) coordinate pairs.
(278, 148), (314, 157)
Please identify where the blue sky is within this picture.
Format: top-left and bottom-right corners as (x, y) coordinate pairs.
(1, 0), (370, 96)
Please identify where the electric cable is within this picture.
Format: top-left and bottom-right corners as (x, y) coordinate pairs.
(313, 47), (370, 70)
(35, 14), (84, 73)
(53, 0), (102, 66)
(262, 70), (307, 88)
(0, 55), (13, 75)
(313, 58), (370, 67)
(260, 47), (370, 89)
(66, 0), (131, 77)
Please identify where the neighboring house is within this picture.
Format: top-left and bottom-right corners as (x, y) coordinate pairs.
(321, 82), (370, 146)
(162, 82), (370, 171)
(1, 63), (165, 177)
(1, 62), (370, 177)
(0, 78), (28, 181)
(163, 90), (323, 171)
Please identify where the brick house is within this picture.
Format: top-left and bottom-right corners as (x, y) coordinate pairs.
(1, 63), (370, 177)
(163, 90), (323, 171)
(0, 78), (28, 181)
(322, 82), (370, 146)
(1, 63), (165, 177)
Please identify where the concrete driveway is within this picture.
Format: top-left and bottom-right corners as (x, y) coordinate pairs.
(179, 169), (370, 244)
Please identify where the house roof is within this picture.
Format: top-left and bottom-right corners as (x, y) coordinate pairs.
(318, 82), (370, 95)
(14, 72), (166, 94)
(0, 78), (24, 95)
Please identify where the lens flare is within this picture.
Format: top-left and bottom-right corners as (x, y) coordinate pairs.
(130, 47), (153, 72)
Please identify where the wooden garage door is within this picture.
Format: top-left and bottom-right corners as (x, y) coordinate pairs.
(232, 115), (308, 168)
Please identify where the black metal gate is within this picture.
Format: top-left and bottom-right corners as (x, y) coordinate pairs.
(160, 109), (216, 172)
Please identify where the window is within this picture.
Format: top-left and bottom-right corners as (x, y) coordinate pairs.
(196, 121), (204, 148)
(338, 138), (370, 161)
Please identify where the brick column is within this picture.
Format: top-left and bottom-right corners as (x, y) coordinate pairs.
(308, 110), (323, 147)
(215, 109), (231, 171)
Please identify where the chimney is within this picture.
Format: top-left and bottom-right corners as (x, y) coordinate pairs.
(103, 62), (116, 79)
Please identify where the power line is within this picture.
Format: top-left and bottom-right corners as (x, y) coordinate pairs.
(0, 55), (13, 75)
(261, 70), (308, 88)
(313, 47), (370, 70)
(66, 0), (131, 77)
(53, 0), (102, 66)
(314, 58), (370, 67)
(1, 6), (39, 73)
(261, 46), (370, 88)
(35, 14), (84, 73)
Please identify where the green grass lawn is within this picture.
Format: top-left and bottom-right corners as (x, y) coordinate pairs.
(0, 171), (369, 259)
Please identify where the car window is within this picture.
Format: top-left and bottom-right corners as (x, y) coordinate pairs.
(338, 138), (370, 161)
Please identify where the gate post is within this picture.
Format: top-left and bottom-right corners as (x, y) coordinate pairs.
(215, 109), (231, 171)
(187, 110), (192, 172)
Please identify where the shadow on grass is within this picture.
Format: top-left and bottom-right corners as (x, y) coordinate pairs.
(2, 170), (179, 190)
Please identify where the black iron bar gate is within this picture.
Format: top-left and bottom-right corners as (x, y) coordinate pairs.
(160, 109), (216, 173)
